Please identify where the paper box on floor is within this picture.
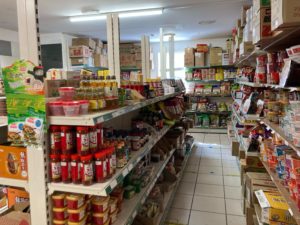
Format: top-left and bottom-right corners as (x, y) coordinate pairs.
(255, 190), (296, 224)
(232, 140), (239, 156)
(246, 156), (264, 168)
(271, 0), (300, 30)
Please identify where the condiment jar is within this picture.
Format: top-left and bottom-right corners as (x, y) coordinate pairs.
(94, 152), (107, 183)
(61, 154), (71, 183)
(50, 125), (61, 155)
(76, 126), (90, 156)
(50, 154), (61, 182)
(80, 154), (94, 186)
(105, 149), (112, 178)
(131, 136), (141, 151)
(89, 126), (98, 154)
(52, 193), (66, 208)
(96, 124), (103, 148)
(61, 126), (74, 155)
(71, 154), (81, 184)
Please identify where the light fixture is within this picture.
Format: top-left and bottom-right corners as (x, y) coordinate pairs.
(69, 14), (106, 22)
(69, 8), (163, 22)
(119, 9), (163, 18)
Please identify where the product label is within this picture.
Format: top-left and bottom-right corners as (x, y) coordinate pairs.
(51, 162), (61, 179)
(50, 132), (61, 150)
(83, 163), (93, 182)
(103, 161), (107, 178)
(80, 134), (89, 152)
(89, 131), (97, 150)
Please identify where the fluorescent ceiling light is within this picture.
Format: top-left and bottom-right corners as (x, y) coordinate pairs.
(119, 9), (163, 18)
(69, 9), (163, 22)
(70, 14), (106, 22)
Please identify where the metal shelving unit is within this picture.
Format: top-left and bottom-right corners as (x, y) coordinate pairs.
(0, 178), (28, 191)
(185, 65), (235, 70)
(48, 126), (171, 196)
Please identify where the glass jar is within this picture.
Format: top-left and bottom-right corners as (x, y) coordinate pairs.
(71, 154), (81, 184)
(94, 152), (107, 183)
(61, 154), (71, 183)
(80, 154), (94, 186)
(50, 125), (61, 155)
(76, 126), (90, 156)
(50, 154), (61, 182)
(105, 149), (112, 178)
(61, 126), (74, 155)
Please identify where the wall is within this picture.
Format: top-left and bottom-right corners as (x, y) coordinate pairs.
(150, 37), (229, 77)
(0, 28), (19, 57)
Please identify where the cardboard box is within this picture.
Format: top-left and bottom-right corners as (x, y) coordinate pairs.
(184, 48), (195, 67)
(0, 145), (28, 180)
(246, 156), (264, 168)
(222, 53), (232, 65)
(255, 190), (296, 224)
(7, 188), (29, 208)
(195, 52), (205, 67)
(271, 0), (300, 31)
(0, 202), (30, 224)
(209, 47), (222, 66)
(239, 148), (246, 159)
(69, 45), (91, 58)
(253, 7), (272, 44)
(70, 57), (92, 66)
(239, 42), (255, 55)
(241, 5), (251, 27)
(92, 38), (103, 48)
(246, 206), (255, 225)
(232, 140), (239, 156)
(72, 38), (96, 49)
(253, 0), (271, 13)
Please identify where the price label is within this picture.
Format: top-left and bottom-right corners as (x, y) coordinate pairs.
(288, 208), (293, 216)
(110, 179), (117, 189)
(128, 164), (133, 171)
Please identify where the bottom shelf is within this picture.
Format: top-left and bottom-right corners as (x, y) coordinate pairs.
(189, 127), (227, 134)
(156, 146), (192, 225)
(261, 161), (300, 224)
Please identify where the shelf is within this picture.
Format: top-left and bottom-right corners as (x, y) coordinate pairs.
(261, 119), (300, 154)
(186, 93), (232, 97)
(0, 177), (29, 191)
(234, 49), (266, 67)
(236, 80), (265, 88)
(48, 126), (171, 196)
(48, 92), (181, 126)
(231, 106), (258, 126)
(236, 80), (300, 90)
(0, 96), (6, 100)
(121, 67), (141, 71)
(156, 148), (191, 225)
(185, 65), (235, 70)
(261, 161), (300, 224)
(185, 110), (231, 115)
(113, 148), (177, 225)
(0, 116), (7, 127)
(84, 66), (109, 71)
(185, 79), (235, 83)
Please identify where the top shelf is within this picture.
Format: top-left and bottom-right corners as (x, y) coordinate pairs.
(120, 67), (141, 71)
(185, 65), (235, 70)
(48, 92), (181, 126)
(236, 80), (300, 90)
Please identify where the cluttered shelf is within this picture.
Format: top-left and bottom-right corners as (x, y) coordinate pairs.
(261, 161), (300, 224)
(185, 65), (235, 70)
(185, 79), (235, 83)
(113, 148), (176, 225)
(48, 92), (181, 126)
(261, 119), (300, 154)
(231, 105), (258, 126)
(185, 110), (231, 115)
(48, 126), (171, 196)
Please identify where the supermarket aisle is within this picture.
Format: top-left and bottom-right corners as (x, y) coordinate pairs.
(166, 133), (246, 225)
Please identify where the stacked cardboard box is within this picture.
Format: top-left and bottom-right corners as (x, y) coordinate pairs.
(69, 38), (108, 67)
(209, 47), (223, 66)
(253, 4), (272, 44)
(119, 43), (142, 68)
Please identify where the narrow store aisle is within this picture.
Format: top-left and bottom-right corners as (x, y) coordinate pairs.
(166, 133), (246, 225)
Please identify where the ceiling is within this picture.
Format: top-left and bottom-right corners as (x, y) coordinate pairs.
(0, 0), (249, 42)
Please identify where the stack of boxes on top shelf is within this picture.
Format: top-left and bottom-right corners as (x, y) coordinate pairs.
(119, 43), (142, 69)
(69, 37), (108, 68)
(184, 42), (234, 68)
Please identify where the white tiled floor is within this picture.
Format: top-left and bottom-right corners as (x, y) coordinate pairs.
(166, 133), (246, 225)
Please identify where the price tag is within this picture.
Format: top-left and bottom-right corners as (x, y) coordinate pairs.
(122, 169), (128, 177)
(284, 140), (289, 146)
(110, 179), (117, 189)
(103, 113), (113, 121)
(128, 164), (133, 171)
(289, 208), (293, 216)
(96, 117), (104, 123)
(112, 110), (123, 117)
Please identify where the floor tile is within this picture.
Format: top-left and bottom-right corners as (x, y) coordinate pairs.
(185, 164), (198, 172)
(201, 154), (221, 160)
(188, 157), (200, 165)
(192, 195), (225, 213)
(189, 211), (226, 225)
(221, 145), (231, 149)
(227, 215), (246, 225)
(182, 172), (197, 183)
(222, 160), (239, 168)
(224, 176), (241, 187)
(225, 186), (242, 200)
(222, 155), (237, 160)
(225, 199), (244, 216)
(200, 159), (222, 167)
(197, 174), (223, 185)
(166, 208), (190, 224)
(223, 167), (240, 176)
(172, 194), (193, 210)
(177, 182), (196, 195)
(198, 165), (223, 175)
(194, 183), (224, 198)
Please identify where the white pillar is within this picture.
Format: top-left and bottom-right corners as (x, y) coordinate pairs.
(112, 13), (121, 87)
(160, 28), (166, 79)
(141, 35), (147, 82)
(145, 36), (151, 80)
(169, 34), (175, 79)
(106, 14), (115, 76)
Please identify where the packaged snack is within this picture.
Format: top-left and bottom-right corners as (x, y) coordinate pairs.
(23, 117), (43, 144)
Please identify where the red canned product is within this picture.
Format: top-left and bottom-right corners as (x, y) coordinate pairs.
(105, 149), (112, 179)
(80, 154), (94, 186)
(67, 204), (86, 222)
(66, 194), (85, 209)
(77, 126), (90, 156)
(52, 193), (66, 208)
(52, 207), (68, 221)
(71, 154), (81, 184)
(89, 126), (98, 154)
(50, 125), (61, 155)
(61, 154), (71, 183)
(95, 151), (107, 182)
(91, 196), (110, 213)
(61, 126), (74, 155)
(50, 154), (61, 182)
